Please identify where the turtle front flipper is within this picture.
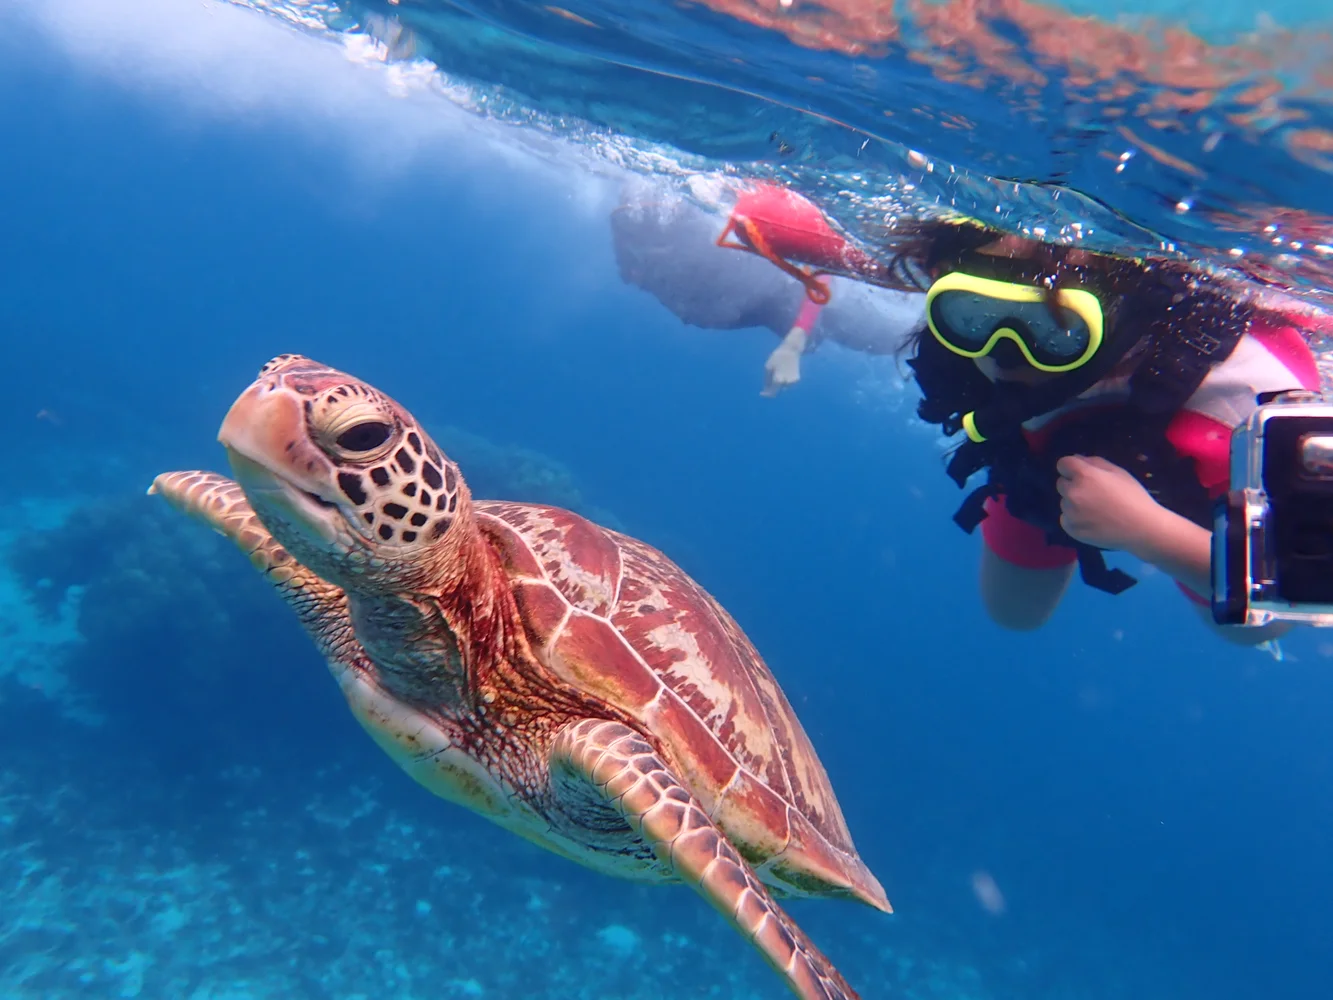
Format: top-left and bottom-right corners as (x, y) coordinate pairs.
(149, 471), (356, 659)
(551, 719), (861, 1000)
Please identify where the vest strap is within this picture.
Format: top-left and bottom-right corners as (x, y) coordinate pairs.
(1075, 545), (1138, 595)
(945, 439), (992, 489)
(953, 483), (998, 533)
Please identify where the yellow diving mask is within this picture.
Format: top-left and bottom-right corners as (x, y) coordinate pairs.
(925, 271), (1105, 374)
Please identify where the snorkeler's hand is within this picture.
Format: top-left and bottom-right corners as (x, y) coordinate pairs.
(1058, 454), (1220, 599)
(1055, 455), (1168, 553)
(761, 328), (807, 397)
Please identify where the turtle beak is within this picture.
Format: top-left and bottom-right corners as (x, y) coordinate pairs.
(219, 380), (299, 468)
(218, 379), (332, 497)
(218, 379), (343, 544)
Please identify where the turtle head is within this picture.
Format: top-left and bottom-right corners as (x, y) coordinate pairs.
(218, 354), (470, 593)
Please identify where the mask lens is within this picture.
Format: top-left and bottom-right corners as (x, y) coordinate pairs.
(931, 291), (1092, 365)
(1023, 302), (1092, 363)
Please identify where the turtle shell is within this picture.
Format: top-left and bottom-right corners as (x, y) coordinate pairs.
(476, 500), (888, 910)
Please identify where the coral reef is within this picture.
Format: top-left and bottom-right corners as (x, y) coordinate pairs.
(0, 501), (88, 721)
(0, 428), (1098, 1000)
(5, 488), (319, 770)
(0, 754), (999, 1000)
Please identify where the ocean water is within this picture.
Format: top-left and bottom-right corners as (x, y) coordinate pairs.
(232, 0), (1333, 295)
(0, 3), (1331, 1000)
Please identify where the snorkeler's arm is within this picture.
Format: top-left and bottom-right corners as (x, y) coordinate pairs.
(1127, 507), (1292, 644)
(761, 294), (824, 396)
(1058, 454), (1214, 595)
(1124, 506), (1213, 598)
(1058, 455), (1291, 642)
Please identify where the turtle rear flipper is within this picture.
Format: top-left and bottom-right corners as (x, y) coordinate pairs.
(551, 718), (860, 1000)
(149, 471), (358, 662)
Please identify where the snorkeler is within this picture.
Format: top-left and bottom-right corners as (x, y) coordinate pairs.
(889, 223), (1322, 642)
(609, 181), (926, 395)
(614, 177), (1323, 642)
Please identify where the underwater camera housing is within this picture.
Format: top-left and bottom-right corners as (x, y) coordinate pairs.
(1213, 390), (1333, 626)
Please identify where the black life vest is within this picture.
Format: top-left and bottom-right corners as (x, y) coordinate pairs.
(907, 313), (1247, 595)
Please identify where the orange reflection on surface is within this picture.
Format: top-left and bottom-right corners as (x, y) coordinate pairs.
(905, 0), (1292, 97)
(1115, 126), (1205, 177)
(544, 6), (600, 27)
(1228, 105), (1310, 131)
(681, 0), (1332, 184)
(682, 0), (900, 56)
(1289, 128), (1333, 155)
(1286, 127), (1333, 171)
(908, 0), (1049, 88)
(690, 0), (1328, 124)
(1204, 204), (1333, 289)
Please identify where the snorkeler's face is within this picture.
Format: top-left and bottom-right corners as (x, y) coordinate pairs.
(929, 235), (1112, 381)
(974, 355), (1057, 384)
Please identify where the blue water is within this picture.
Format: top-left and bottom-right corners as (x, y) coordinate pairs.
(1, 2), (1332, 1000)
(235, 0), (1333, 297)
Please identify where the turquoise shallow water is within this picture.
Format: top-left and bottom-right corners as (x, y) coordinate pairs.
(1, 3), (1332, 1000)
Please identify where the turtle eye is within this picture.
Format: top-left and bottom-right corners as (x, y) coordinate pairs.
(335, 421), (393, 453)
(312, 393), (398, 462)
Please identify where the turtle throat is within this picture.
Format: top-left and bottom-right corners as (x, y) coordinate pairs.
(345, 531), (511, 707)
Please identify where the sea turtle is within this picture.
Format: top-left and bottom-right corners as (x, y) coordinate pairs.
(151, 354), (889, 1000)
